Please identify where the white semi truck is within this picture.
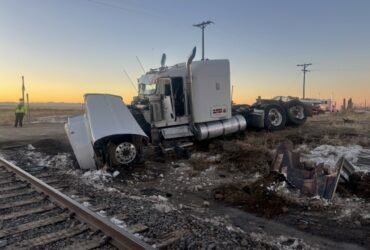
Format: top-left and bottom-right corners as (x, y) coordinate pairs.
(65, 47), (309, 170)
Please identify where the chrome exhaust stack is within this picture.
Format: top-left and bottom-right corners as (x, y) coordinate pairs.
(185, 47), (196, 118)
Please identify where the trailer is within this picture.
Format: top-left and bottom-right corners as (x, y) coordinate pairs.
(65, 47), (309, 170)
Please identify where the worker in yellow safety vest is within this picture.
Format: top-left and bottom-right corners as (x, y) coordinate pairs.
(14, 98), (27, 127)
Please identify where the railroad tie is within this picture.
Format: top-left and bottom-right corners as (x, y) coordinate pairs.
(0, 213), (68, 238)
(5, 223), (89, 250)
(0, 203), (55, 221)
(0, 178), (19, 185)
(0, 183), (29, 193)
(60, 237), (105, 250)
(0, 195), (46, 210)
(0, 188), (35, 200)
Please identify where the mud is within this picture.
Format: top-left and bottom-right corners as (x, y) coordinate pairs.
(213, 172), (292, 218)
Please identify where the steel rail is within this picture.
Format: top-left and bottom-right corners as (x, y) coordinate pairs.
(0, 157), (154, 250)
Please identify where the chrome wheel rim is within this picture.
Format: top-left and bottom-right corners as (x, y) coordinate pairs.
(289, 105), (305, 120)
(268, 108), (283, 126)
(115, 142), (137, 164)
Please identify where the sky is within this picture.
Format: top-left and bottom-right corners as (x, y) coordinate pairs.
(0, 0), (370, 106)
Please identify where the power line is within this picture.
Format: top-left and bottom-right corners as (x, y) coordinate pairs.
(193, 21), (214, 60)
(297, 63), (312, 99)
(123, 69), (138, 92)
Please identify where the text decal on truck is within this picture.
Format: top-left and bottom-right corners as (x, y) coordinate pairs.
(211, 106), (227, 118)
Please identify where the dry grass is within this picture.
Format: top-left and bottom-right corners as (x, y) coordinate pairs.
(0, 104), (83, 125)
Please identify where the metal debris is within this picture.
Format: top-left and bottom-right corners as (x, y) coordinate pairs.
(271, 142), (355, 200)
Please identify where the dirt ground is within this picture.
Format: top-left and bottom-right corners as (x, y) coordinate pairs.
(0, 109), (369, 249)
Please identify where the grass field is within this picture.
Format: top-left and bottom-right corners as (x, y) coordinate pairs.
(0, 103), (83, 125)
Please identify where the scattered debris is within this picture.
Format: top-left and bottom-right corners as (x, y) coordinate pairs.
(272, 142), (350, 200)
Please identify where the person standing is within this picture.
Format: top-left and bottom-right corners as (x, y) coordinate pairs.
(14, 98), (27, 127)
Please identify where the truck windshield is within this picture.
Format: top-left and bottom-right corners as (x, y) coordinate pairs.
(139, 83), (156, 95)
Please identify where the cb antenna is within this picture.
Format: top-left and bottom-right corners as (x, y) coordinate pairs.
(193, 20), (214, 60)
(136, 56), (146, 73)
(123, 68), (138, 92)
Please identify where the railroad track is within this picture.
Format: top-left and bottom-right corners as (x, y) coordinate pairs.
(0, 157), (153, 250)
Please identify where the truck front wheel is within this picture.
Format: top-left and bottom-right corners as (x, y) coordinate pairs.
(264, 104), (286, 130)
(108, 141), (138, 167)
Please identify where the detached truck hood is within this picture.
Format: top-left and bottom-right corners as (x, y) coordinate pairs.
(65, 94), (148, 170)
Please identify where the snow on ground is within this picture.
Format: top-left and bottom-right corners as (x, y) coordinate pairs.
(23, 144), (73, 169)
(190, 152), (222, 163)
(82, 170), (113, 183)
(302, 144), (370, 173)
(110, 217), (127, 229)
(249, 232), (318, 250)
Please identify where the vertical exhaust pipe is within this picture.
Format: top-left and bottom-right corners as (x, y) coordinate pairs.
(185, 47), (196, 120)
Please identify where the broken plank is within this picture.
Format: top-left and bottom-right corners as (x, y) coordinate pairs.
(0, 204), (55, 221)
(0, 213), (68, 238)
(73, 196), (92, 203)
(44, 179), (64, 185)
(128, 223), (149, 234)
(148, 230), (188, 249)
(50, 182), (69, 188)
(89, 204), (112, 212)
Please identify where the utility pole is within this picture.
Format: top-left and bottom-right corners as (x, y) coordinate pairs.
(26, 93), (30, 122)
(193, 20), (214, 60)
(21, 76), (25, 102)
(297, 63), (312, 99)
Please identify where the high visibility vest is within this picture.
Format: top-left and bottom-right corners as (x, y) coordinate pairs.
(15, 105), (27, 114)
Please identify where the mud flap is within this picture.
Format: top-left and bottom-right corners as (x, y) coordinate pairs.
(246, 109), (264, 128)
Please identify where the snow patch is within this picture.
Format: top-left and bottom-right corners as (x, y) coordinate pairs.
(113, 170), (120, 178)
(153, 203), (175, 213)
(110, 217), (127, 229)
(250, 232), (318, 250)
(191, 152), (222, 163)
(82, 170), (112, 183)
(302, 144), (370, 173)
(97, 210), (107, 217)
(82, 201), (91, 207)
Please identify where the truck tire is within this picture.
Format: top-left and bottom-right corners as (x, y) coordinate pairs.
(285, 100), (307, 126)
(107, 141), (139, 167)
(263, 104), (286, 130)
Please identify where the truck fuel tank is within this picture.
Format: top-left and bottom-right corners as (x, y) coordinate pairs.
(194, 115), (246, 141)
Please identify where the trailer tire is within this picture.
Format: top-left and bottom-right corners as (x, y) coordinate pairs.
(263, 104), (286, 130)
(285, 100), (307, 126)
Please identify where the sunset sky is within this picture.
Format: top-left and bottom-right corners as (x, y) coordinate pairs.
(1, 0), (369, 106)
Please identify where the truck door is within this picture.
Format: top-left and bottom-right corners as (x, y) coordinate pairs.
(157, 78), (175, 122)
(171, 77), (185, 117)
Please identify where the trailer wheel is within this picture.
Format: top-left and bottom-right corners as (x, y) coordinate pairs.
(107, 141), (138, 167)
(285, 100), (307, 126)
(264, 104), (286, 130)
